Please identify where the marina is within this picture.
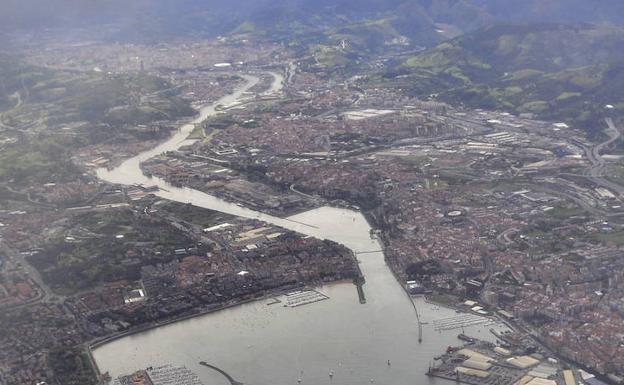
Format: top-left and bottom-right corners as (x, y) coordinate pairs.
(433, 314), (496, 331)
(282, 290), (329, 308)
(113, 365), (204, 385)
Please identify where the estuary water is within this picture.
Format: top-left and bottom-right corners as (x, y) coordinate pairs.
(94, 73), (506, 385)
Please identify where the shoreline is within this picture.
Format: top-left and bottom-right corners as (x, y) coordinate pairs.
(361, 210), (425, 341)
(86, 69), (506, 385)
(86, 279), (357, 377)
(86, 70), (268, 380)
(90, 72), (252, 172)
(86, 295), (265, 381)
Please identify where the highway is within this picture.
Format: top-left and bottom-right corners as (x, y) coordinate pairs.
(582, 118), (624, 197)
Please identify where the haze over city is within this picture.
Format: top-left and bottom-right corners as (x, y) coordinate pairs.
(1, 1), (624, 385)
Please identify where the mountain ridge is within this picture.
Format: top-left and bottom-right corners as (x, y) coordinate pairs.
(373, 23), (624, 134)
(4, 0), (624, 45)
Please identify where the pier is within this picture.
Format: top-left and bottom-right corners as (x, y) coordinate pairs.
(355, 276), (367, 304)
(199, 362), (244, 385)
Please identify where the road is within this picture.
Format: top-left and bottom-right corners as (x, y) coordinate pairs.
(582, 118), (624, 197)
(0, 242), (55, 307)
(289, 183), (318, 200)
(496, 227), (520, 246)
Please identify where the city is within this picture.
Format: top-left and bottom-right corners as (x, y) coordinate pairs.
(2, 2), (624, 385)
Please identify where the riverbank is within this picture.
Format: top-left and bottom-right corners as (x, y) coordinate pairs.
(89, 70), (507, 385)
(87, 278), (357, 376)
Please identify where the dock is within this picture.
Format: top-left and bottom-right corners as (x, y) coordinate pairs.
(427, 337), (575, 385)
(354, 276), (367, 304)
(199, 361), (244, 385)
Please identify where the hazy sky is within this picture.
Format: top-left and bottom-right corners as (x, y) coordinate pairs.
(1, 0), (160, 29)
(3, 0), (624, 37)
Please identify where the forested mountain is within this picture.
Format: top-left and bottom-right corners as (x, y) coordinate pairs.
(4, 1), (624, 133)
(3, 0), (624, 44)
(372, 24), (624, 134)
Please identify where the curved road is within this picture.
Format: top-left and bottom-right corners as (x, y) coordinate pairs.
(583, 118), (624, 197)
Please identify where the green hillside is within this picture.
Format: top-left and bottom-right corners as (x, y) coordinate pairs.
(0, 60), (194, 186)
(374, 24), (624, 135)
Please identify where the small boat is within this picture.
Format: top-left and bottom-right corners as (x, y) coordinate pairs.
(458, 333), (475, 343)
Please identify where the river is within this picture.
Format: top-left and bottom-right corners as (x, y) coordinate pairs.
(94, 72), (507, 385)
